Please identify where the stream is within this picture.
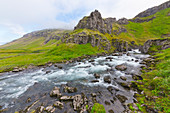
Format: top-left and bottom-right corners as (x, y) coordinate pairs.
(0, 49), (149, 113)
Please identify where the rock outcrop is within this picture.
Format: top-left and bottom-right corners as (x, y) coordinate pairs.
(129, 16), (156, 23)
(140, 39), (170, 54)
(62, 32), (111, 51)
(135, 1), (170, 18)
(112, 39), (129, 52)
(74, 10), (127, 35)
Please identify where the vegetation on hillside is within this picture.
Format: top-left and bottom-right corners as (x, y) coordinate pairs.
(0, 43), (106, 72)
(129, 48), (170, 112)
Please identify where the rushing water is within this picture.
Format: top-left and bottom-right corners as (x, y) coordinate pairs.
(0, 49), (149, 110)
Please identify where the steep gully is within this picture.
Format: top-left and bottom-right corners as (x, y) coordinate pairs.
(0, 49), (150, 113)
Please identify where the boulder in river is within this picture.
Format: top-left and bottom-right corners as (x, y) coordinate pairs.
(120, 76), (127, 81)
(60, 96), (74, 101)
(115, 64), (127, 71)
(94, 73), (100, 79)
(73, 94), (84, 111)
(53, 101), (64, 109)
(104, 76), (111, 83)
(63, 86), (77, 93)
(50, 87), (61, 97)
(91, 80), (99, 83)
(45, 105), (55, 112)
(116, 94), (128, 103)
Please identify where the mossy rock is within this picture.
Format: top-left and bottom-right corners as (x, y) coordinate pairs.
(91, 103), (106, 113)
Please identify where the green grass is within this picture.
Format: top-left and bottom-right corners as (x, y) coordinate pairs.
(91, 103), (106, 113)
(136, 48), (170, 112)
(123, 8), (170, 44)
(0, 43), (106, 72)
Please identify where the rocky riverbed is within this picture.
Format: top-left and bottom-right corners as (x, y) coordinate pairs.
(0, 49), (150, 113)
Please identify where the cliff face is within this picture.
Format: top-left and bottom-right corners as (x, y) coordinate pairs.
(135, 1), (170, 18)
(140, 39), (170, 54)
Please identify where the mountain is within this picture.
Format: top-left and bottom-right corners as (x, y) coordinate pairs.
(0, 29), (71, 50)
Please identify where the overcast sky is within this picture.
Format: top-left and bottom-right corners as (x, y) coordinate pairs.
(0, 0), (168, 44)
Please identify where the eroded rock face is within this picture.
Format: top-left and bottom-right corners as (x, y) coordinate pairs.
(112, 39), (129, 52)
(62, 32), (111, 51)
(140, 39), (170, 54)
(135, 1), (170, 18)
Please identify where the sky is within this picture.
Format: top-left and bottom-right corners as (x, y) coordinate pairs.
(0, 0), (168, 45)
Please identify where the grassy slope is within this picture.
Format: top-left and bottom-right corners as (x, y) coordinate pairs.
(115, 8), (170, 45)
(0, 43), (106, 72)
(130, 48), (170, 112)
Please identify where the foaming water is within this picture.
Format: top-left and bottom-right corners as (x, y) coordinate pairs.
(0, 49), (149, 108)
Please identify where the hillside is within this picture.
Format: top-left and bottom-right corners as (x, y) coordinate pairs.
(0, 1), (169, 73)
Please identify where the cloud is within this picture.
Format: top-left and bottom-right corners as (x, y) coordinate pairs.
(0, 0), (168, 43)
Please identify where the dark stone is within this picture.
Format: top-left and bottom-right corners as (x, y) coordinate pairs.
(108, 109), (114, 113)
(53, 101), (64, 109)
(50, 87), (61, 97)
(105, 101), (111, 105)
(116, 94), (128, 103)
(91, 93), (97, 97)
(120, 76), (127, 81)
(104, 76), (111, 83)
(94, 73), (100, 79)
(63, 86), (77, 93)
(115, 64), (127, 71)
(91, 80), (99, 83)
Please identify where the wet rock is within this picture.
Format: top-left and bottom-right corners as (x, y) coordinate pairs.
(26, 97), (31, 103)
(91, 80), (99, 83)
(119, 82), (131, 90)
(107, 86), (119, 94)
(89, 59), (95, 62)
(108, 109), (114, 113)
(115, 64), (127, 71)
(91, 93), (97, 97)
(106, 57), (113, 60)
(135, 60), (139, 62)
(94, 73), (100, 79)
(50, 87), (61, 97)
(120, 76), (127, 81)
(53, 101), (64, 109)
(12, 68), (20, 72)
(57, 65), (63, 69)
(132, 74), (143, 80)
(46, 70), (51, 74)
(105, 101), (111, 105)
(45, 105), (55, 113)
(112, 53), (120, 56)
(116, 94), (128, 103)
(37, 106), (44, 113)
(104, 76), (111, 83)
(60, 96), (74, 101)
(63, 86), (77, 93)
(73, 95), (84, 111)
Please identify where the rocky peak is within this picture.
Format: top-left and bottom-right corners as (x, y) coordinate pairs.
(135, 1), (170, 18)
(90, 10), (102, 20)
(74, 10), (106, 33)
